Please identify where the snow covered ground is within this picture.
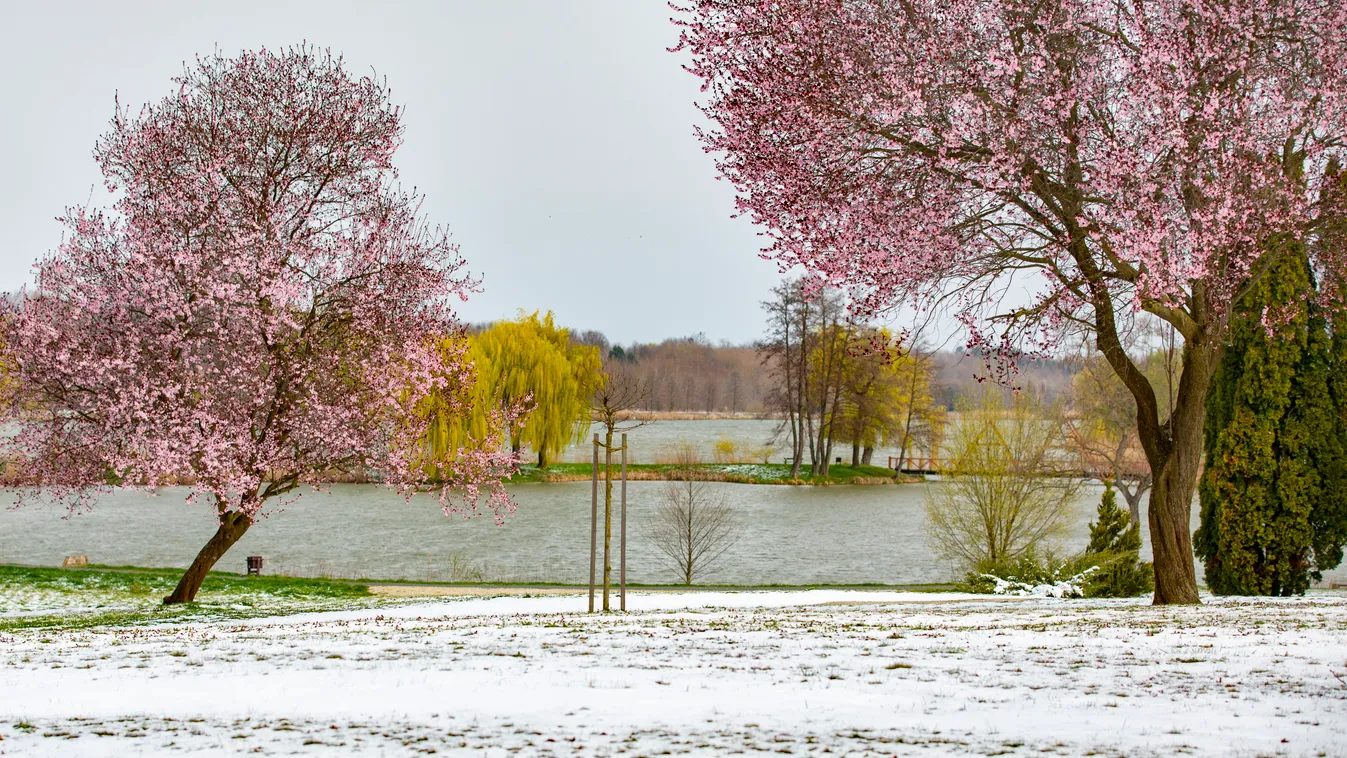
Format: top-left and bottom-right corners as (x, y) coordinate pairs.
(2, 590), (1345, 757)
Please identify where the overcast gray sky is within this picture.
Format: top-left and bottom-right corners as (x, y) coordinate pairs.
(0, 1), (783, 346)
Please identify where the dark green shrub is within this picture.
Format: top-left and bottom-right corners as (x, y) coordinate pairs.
(963, 550), (1099, 597)
(963, 489), (1153, 598)
(1082, 487), (1153, 598)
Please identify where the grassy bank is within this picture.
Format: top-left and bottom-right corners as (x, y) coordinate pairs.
(0, 564), (374, 633)
(510, 462), (913, 485)
(0, 564), (956, 632)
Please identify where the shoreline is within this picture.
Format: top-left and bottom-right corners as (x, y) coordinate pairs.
(0, 562), (960, 595)
(59, 461), (919, 488)
(612, 411), (775, 421)
(509, 462), (921, 485)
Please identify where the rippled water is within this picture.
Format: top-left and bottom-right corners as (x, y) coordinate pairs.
(10, 415), (1337, 586)
(0, 478), (1215, 586)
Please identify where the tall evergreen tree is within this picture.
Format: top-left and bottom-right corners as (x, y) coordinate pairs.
(1295, 305), (1347, 586)
(1308, 164), (1347, 581)
(1196, 247), (1347, 595)
(1083, 487), (1152, 598)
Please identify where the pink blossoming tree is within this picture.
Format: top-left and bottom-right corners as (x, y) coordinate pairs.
(2, 47), (520, 604)
(677, 0), (1347, 603)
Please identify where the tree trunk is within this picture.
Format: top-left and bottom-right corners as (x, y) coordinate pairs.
(1138, 340), (1217, 605)
(851, 441), (861, 467)
(862, 445), (874, 465)
(1147, 457), (1201, 604)
(164, 510), (252, 604)
(1119, 483), (1145, 527)
(538, 449), (547, 469)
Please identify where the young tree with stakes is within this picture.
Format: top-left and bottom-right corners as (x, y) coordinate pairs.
(1, 47), (520, 604)
(677, 0), (1347, 603)
(590, 360), (650, 611)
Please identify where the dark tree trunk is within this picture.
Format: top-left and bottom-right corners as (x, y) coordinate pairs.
(1087, 260), (1218, 605)
(1146, 458), (1201, 604)
(862, 445), (874, 466)
(538, 449), (547, 468)
(164, 510), (252, 604)
(1137, 339), (1217, 605)
(851, 441), (861, 467)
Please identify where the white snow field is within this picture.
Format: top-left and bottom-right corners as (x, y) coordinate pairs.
(1, 590), (1345, 757)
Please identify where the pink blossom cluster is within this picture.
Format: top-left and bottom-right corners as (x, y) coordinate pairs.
(675, 0), (1347, 358)
(2, 46), (520, 521)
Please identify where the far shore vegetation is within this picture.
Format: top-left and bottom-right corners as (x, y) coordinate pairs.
(508, 462), (912, 485)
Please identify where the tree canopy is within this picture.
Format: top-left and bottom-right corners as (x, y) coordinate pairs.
(678, 0), (1347, 604)
(0, 46), (517, 602)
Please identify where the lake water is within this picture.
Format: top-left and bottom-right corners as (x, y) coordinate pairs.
(2, 417), (1340, 587)
(3, 479), (1201, 586)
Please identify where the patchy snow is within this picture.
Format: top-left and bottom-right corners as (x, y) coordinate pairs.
(715, 463), (788, 480)
(1, 591), (1346, 756)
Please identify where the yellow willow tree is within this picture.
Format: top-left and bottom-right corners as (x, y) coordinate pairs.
(832, 328), (943, 468)
(422, 312), (602, 469)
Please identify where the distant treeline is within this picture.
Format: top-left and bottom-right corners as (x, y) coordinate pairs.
(575, 332), (771, 414)
(540, 328), (1077, 416)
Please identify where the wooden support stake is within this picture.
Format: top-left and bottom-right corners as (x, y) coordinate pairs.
(620, 432), (627, 612)
(589, 433), (598, 613)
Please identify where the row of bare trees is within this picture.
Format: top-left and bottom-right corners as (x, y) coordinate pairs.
(562, 326), (1078, 419)
(758, 280), (944, 476)
(570, 332), (771, 414)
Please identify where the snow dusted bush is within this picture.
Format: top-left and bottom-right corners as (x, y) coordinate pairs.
(965, 552), (1100, 598)
(976, 566), (1100, 598)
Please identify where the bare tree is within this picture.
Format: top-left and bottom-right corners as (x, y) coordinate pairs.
(925, 388), (1080, 570)
(759, 281), (805, 475)
(1065, 320), (1181, 525)
(758, 280), (846, 476)
(645, 448), (741, 584)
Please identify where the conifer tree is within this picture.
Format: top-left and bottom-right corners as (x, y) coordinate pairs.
(1311, 320), (1347, 579)
(1195, 249), (1345, 595)
(1083, 488), (1152, 598)
(1306, 165), (1347, 583)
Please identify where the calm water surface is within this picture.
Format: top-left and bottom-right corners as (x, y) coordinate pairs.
(9, 418), (1323, 586)
(0, 479), (1214, 585)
